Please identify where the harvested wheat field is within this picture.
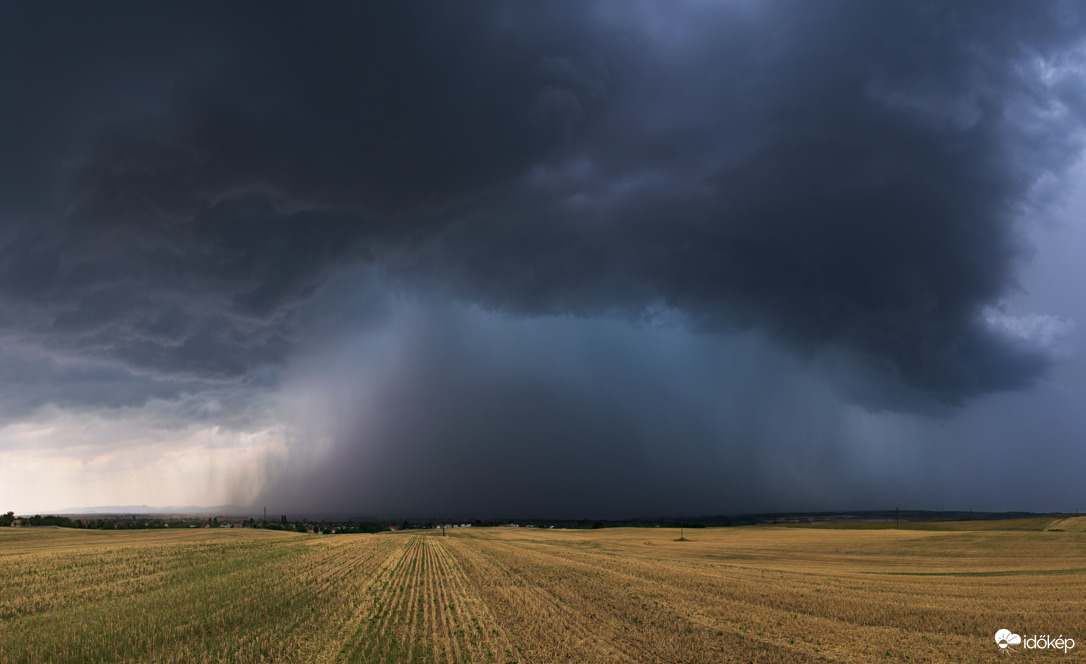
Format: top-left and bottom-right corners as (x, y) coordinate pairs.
(2, 523), (1085, 663)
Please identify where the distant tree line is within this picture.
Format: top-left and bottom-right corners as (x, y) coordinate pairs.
(2, 513), (81, 527)
(258, 521), (389, 534)
(0, 511), (216, 529)
(0, 511), (917, 532)
(0, 510), (396, 533)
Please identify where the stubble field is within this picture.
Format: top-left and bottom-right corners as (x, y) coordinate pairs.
(2, 522), (1085, 663)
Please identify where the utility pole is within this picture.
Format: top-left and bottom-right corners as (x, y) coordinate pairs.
(896, 506), (899, 527)
(263, 506), (267, 524)
(442, 523), (445, 537)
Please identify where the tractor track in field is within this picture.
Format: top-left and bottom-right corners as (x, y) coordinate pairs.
(342, 535), (521, 663)
(444, 536), (650, 663)
(313, 536), (406, 663)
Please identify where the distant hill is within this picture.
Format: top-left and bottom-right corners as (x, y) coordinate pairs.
(47, 505), (256, 516)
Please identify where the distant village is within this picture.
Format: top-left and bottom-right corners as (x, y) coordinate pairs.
(5, 508), (1076, 532)
(1, 510), (572, 533)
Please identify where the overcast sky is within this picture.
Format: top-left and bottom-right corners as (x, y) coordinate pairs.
(2, 1), (1085, 518)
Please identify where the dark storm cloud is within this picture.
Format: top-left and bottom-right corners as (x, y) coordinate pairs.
(0, 339), (275, 436)
(418, 2), (1086, 407)
(0, 346), (180, 421)
(1, 1), (1083, 417)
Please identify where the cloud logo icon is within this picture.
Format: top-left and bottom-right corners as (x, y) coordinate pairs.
(995, 629), (1022, 650)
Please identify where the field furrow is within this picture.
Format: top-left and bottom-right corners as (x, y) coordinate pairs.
(4, 524), (1086, 663)
(431, 536), (517, 663)
(314, 536), (407, 662)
